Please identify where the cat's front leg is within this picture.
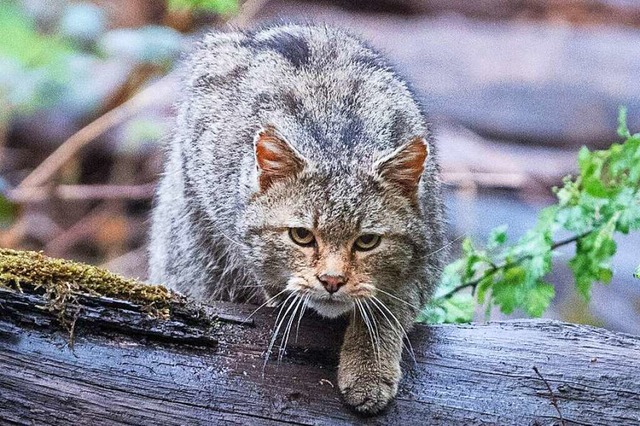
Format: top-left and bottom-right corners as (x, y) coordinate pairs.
(337, 308), (406, 414)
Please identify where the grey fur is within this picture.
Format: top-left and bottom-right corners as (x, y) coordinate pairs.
(149, 23), (446, 414)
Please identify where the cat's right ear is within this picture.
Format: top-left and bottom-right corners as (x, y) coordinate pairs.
(373, 137), (429, 200)
(253, 126), (307, 192)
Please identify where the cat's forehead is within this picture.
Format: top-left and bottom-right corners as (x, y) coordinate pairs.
(291, 172), (394, 236)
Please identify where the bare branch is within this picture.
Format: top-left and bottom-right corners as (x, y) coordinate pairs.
(533, 365), (567, 426)
(8, 183), (156, 204)
(16, 79), (175, 190)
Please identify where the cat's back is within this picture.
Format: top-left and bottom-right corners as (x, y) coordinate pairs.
(180, 24), (428, 169)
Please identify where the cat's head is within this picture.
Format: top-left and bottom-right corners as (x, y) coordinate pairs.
(242, 126), (431, 318)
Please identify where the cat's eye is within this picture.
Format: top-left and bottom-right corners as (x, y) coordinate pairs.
(289, 227), (315, 246)
(354, 234), (381, 251)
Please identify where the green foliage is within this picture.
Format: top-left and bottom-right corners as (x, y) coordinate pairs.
(419, 258), (474, 324)
(0, 1), (185, 126)
(0, 195), (17, 228)
(424, 109), (640, 324)
(0, 2), (74, 114)
(168, 0), (239, 14)
(0, 2), (73, 69)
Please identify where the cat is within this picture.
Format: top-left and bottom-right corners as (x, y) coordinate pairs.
(149, 23), (446, 414)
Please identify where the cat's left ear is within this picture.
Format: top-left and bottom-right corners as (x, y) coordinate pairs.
(254, 125), (308, 192)
(373, 137), (429, 198)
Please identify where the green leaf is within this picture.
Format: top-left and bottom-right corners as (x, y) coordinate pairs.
(420, 294), (474, 324)
(569, 219), (617, 300)
(417, 303), (446, 324)
(487, 225), (508, 249)
(491, 266), (526, 314)
(491, 281), (518, 314)
(0, 2), (75, 114)
(0, 3), (73, 68)
(536, 206), (558, 230)
(476, 275), (493, 305)
(522, 282), (555, 317)
(598, 268), (613, 284)
(618, 106), (631, 139)
(635, 265), (640, 279)
(569, 249), (597, 300)
(555, 205), (593, 234)
(577, 146), (592, 174)
(441, 295), (475, 323)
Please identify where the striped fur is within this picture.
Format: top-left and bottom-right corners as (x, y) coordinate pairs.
(149, 24), (446, 414)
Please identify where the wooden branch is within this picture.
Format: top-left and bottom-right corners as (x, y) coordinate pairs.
(1, 286), (639, 425)
(7, 183), (157, 204)
(229, 0), (273, 27)
(16, 78), (175, 190)
(441, 171), (527, 189)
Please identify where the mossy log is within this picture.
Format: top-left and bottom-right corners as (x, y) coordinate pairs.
(1, 250), (639, 425)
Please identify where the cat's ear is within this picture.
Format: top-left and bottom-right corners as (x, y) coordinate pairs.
(373, 137), (429, 198)
(254, 126), (307, 192)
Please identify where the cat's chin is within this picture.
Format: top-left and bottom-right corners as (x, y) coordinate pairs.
(307, 298), (353, 318)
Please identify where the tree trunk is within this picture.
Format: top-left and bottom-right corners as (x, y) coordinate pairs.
(1, 287), (639, 425)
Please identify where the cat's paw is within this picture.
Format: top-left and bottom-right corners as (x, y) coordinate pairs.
(337, 364), (400, 414)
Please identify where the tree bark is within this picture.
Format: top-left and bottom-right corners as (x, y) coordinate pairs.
(1, 287), (639, 425)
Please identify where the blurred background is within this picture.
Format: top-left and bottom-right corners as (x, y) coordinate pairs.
(1, 0), (638, 333)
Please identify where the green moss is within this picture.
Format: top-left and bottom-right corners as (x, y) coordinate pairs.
(0, 248), (174, 319)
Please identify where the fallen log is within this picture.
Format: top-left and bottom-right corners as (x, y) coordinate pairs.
(1, 252), (639, 425)
(2, 295), (639, 425)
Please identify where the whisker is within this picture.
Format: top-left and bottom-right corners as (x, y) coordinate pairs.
(426, 234), (464, 258)
(263, 292), (298, 372)
(355, 301), (370, 344)
(278, 297), (304, 363)
(272, 291), (298, 337)
(219, 231), (248, 249)
(367, 297), (399, 361)
(355, 299), (378, 363)
(375, 288), (422, 312)
(244, 288), (288, 323)
(295, 294), (311, 343)
(278, 296), (305, 363)
(356, 299), (380, 366)
(362, 299), (382, 367)
(370, 296), (416, 364)
(237, 283), (267, 289)
(367, 296), (397, 340)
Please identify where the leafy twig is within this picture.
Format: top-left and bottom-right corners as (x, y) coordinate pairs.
(437, 231), (593, 301)
(424, 109), (639, 324)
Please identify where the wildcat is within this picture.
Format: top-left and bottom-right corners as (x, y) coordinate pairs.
(149, 23), (446, 414)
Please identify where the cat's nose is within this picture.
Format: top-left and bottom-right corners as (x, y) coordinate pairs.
(318, 274), (346, 294)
